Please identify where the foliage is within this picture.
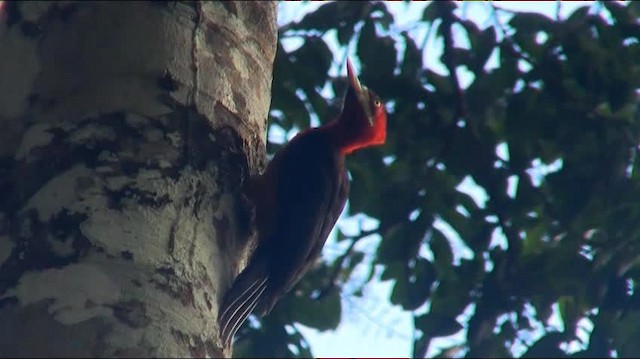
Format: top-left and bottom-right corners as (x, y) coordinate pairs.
(237, 1), (640, 357)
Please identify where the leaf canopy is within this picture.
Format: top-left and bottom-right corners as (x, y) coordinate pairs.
(238, 1), (640, 358)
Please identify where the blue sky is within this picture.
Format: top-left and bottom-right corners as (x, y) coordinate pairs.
(277, 1), (599, 357)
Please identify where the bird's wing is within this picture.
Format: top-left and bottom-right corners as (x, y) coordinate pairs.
(263, 130), (349, 305)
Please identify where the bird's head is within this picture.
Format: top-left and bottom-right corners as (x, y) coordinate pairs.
(337, 58), (387, 154)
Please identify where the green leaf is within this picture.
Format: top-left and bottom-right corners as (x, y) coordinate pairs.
(508, 11), (555, 34)
(306, 88), (330, 123)
(424, 69), (454, 96)
(415, 312), (463, 339)
(557, 295), (582, 335)
(337, 23), (356, 46)
(469, 26), (497, 75)
(410, 258), (437, 306)
(377, 222), (423, 265)
(381, 262), (404, 281)
(400, 32), (422, 79)
(357, 21), (397, 81)
(389, 258), (435, 310)
(289, 288), (341, 331)
(270, 87), (309, 130)
(422, 0), (456, 23)
(430, 228), (453, 271)
(290, 37), (333, 92)
(565, 5), (591, 26)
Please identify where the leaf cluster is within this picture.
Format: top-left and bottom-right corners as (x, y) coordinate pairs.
(239, 1), (640, 357)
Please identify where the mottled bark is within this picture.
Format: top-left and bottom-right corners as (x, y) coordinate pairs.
(0, 1), (276, 357)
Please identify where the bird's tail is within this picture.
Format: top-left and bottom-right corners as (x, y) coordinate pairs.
(218, 260), (269, 349)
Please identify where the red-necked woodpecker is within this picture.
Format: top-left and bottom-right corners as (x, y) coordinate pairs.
(218, 58), (387, 348)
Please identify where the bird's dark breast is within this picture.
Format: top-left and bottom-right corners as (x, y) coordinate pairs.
(265, 129), (348, 296)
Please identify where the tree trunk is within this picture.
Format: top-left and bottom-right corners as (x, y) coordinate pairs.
(0, 1), (276, 357)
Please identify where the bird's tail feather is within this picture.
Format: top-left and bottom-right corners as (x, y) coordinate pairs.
(218, 265), (269, 349)
(223, 277), (267, 348)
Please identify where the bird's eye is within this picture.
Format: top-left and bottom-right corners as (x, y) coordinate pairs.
(373, 99), (381, 107)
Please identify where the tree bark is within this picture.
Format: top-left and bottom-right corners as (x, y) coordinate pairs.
(0, 1), (276, 357)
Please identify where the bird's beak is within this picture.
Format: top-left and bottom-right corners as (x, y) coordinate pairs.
(347, 58), (374, 125)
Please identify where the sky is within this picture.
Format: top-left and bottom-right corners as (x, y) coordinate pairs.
(276, 1), (603, 358)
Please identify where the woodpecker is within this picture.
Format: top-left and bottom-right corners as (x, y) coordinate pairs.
(218, 58), (387, 348)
